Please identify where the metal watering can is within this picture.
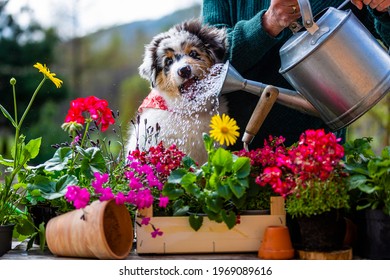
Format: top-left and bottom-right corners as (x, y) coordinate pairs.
(219, 0), (390, 134)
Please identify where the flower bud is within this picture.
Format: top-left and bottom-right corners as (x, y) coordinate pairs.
(61, 121), (84, 134)
(10, 78), (16, 85)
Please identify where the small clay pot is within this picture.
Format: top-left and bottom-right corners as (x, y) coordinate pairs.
(258, 226), (295, 260)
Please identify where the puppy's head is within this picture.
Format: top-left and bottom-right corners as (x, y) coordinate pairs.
(139, 19), (227, 102)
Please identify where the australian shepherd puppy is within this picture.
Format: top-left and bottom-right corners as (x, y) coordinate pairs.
(126, 19), (228, 164)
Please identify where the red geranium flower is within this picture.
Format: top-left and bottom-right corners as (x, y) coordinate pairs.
(64, 96), (115, 132)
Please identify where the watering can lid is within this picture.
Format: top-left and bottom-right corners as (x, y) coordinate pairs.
(279, 7), (350, 73)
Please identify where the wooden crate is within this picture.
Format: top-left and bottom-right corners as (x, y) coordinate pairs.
(136, 196), (285, 254)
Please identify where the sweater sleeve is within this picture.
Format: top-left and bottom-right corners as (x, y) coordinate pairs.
(368, 8), (390, 48)
(201, 0), (290, 73)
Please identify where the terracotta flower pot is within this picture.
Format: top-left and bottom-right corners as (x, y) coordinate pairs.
(258, 226), (295, 259)
(46, 200), (133, 259)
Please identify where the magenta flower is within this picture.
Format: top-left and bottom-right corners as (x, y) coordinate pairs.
(99, 187), (115, 201)
(73, 188), (91, 209)
(115, 192), (126, 205)
(65, 186), (90, 209)
(92, 172), (109, 191)
(158, 195), (169, 208)
(151, 228), (163, 238)
(141, 217), (151, 225)
(63, 142), (186, 239)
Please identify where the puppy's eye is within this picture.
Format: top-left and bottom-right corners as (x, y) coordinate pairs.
(165, 57), (173, 67)
(189, 50), (199, 59)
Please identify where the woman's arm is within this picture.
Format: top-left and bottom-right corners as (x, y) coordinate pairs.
(202, 0), (294, 73)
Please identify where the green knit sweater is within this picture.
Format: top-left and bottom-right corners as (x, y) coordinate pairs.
(202, 0), (390, 149)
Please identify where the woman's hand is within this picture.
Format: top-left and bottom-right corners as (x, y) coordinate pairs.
(263, 0), (301, 37)
(350, 0), (390, 12)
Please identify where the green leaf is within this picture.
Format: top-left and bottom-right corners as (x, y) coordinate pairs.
(221, 210), (237, 229)
(38, 222), (46, 252)
(0, 104), (16, 127)
(189, 214), (203, 231)
(37, 147), (72, 171)
(205, 195), (223, 213)
(168, 168), (188, 184)
(172, 200), (189, 216)
(26, 234), (36, 251)
(180, 172), (197, 186)
(208, 173), (219, 189)
(79, 147), (107, 176)
(27, 174), (77, 200)
(216, 181), (232, 200)
(232, 157), (251, 178)
(347, 175), (363, 190)
(182, 156), (197, 169)
(162, 183), (184, 200)
(14, 216), (35, 236)
(0, 154), (14, 167)
(202, 133), (214, 152)
(182, 182), (201, 197)
(23, 138), (42, 161)
(381, 146), (390, 159)
(212, 148), (233, 175)
(228, 177), (248, 199)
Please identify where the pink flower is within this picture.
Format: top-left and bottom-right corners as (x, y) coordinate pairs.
(65, 185), (79, 201)
(92, 172), (109, 192)
(115, 192), (126, 205)
(65, 186), (91, 209)
(158, 195), (169, 208)
(141, 217), (151, 225)
(99, 187), (114, 201)
(151, 228), (163, 238)
(73, 188), (91, 209)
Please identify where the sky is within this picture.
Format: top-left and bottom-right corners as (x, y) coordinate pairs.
(5, 0), (202, 37)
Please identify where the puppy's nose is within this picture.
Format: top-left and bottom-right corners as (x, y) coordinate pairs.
(178, 65), (191, 79)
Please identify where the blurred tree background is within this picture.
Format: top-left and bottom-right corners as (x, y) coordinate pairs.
(0, 0), (388, 168)
(0, 0), (200, 163)
(0, 0), (69, 162)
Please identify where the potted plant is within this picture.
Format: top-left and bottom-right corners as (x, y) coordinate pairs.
(343, 137), (390, 259)
(23, 93), (127, 250)
(0, 63), (63, 255)
(257, 129), (350, 254)
(46, 140), (185, 259)
(234, 136), (286, 214)
(135, 114), (285, 254)
(162, 114), (252, 231)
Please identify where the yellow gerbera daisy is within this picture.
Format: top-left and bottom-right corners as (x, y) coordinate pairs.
(209, 114), (240, 146)
(33, 62), (63, 88)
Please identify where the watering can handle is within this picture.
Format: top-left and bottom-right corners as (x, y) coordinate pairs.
(242, 86), (279, 150)
(289, 0), (320, 34)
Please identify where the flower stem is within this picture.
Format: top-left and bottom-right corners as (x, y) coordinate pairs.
(12, 81), (18, 125)
(71, 119), (91, 168)
(16, 77), (46, 136)
(12, 77), (46, 171)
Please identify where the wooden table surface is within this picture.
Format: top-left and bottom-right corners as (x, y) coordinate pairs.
(1, 240), (260, 260)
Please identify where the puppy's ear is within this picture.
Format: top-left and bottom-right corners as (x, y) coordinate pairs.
(178, 19), (228, 63)
(138, 45), (157, 87)
(139, 33), (167, 87)
(201, 24), (228, 63)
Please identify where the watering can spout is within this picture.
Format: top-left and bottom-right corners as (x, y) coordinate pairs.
(218, 61), (320, 117)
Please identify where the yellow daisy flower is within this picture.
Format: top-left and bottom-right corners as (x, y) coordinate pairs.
(33, 62), (63, 88)
(209, 114), (240, 146)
